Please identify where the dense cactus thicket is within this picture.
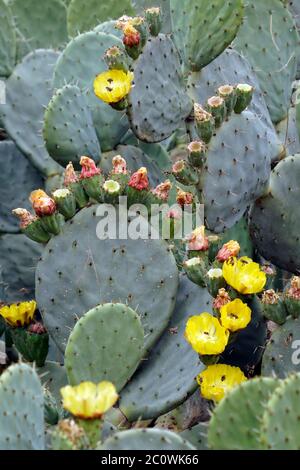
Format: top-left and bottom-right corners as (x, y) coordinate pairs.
(0, 0), (300, 451)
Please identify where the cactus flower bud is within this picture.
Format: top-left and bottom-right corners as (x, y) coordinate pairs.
(28, 321), (47, 335)
(216, 240), (241, 262)
(194, 103), (214, 143)
(12, 208), (50, 244)
(145, 7), (162, 36)
(112, 155), (128, 174)
(213, 288), (231, 311)
(152, 180), (172, 202)
(234, 84), (254, 114)
(187, 141), (206, 168)
(183, 257), (207, 288)
(172, 160), (199, 186)
(187, 226), (209, 252)
(176, 188), (193, 207)
(207, 268), (226, 298)
(53, 188), (76, 220)
(123, 23), (140, 47)
(206, 96), (226, 128)
(30, 190), (56, 217)
(104, 46), (129, 72)
(261, 289), (287, 325)
(128, 167), (149, 191)
(103, 180), (121, 204)
(64, 162), (79, 186)
(80, 156), (101, 180)
(12, 208), (37, 229)
(284, 276), (300, 319)
(217, 85), (236, 116)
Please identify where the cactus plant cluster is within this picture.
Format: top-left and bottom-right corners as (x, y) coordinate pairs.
(0, 0), (300, 451)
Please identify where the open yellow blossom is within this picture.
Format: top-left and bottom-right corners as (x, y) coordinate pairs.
(222, 256), (266, 294)
(185, 313), (229, 355)
(197, 364), (247, 402)
(220, 298), (251, 332)
(94, 69), (134, 104)
(0, 300), (36, 327)
(61, 381), (118, 420)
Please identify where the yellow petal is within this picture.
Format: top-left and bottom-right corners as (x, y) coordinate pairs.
(185, 313), (229, 355)
(197, 364), (247, 402)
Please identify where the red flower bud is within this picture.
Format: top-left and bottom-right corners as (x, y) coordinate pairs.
(128, 167), (149, 191)
(64, 162), (79, 186)
(30, 190), (56, 217)
(216, 240), (240, 262)
(80, 156), (101, 179)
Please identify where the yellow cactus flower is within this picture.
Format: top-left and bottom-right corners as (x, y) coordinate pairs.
(0, 300), (36, 327)
(94, 69), (134, 104)
(222, 256), (267, 294)
(197, 364), (247, 402)
(61, 381), (118, 420)
(220, 298), (251, 332)
(185, 313), (229, 355)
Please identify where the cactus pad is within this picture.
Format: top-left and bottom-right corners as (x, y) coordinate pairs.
(36, 204), (178, 353)
(119, 276), (210, 421)
(0, 363), (44, 450)
(65, 303), (144, 391)
(128, 34), (192, 142)
(43, 84), (101, 168)
(101, 428), (195, 450)
(170, 0), (244, 71)
(0, 0), (16, 77)
(2, 49), (61, 176)
(180, 423), (208, 451)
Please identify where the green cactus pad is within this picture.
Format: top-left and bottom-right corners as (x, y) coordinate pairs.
(250, 154), (300, 273)
(208, 377), (280, 450)
(277, 105), (300, 156)
(234, 0), (299, 124)
(262, 318), (300, 378)
(261, 374), (300, 449)
(43, 84), (101, 168)
(101, 428), (195, 450)
(53, 31), (129, 152)
(36, 204), (178, 353)
(0, 363), (44, 450)
(100, 144), (166, 186)
(0, 233), (43, 303)
(119, 276), (210, 421)
(128, 34), (192, 143)
(170, 0), (244, 71)
(0, 140), (43, 233)
(9, 0), (68, 60)
(67, 0), (134, 37)
(2, 49), (62, 176)
(132, 0), (172, 33)
(187, 48), (276, 133)
(65, 303), (144, 391)
(121, 134), (171, 171)
(0, 0), (16, 77)
(199, 111), (280, 232)
(180, 422), (208, 450)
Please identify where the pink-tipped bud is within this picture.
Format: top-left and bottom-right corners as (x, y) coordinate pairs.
(213, 288), (231, 310)
(167, 208), (182, 220)
(216, 240), (240, 262)
(12, 208), (37, 229)
(152, 180), (172, 202)
(80, 156), (101, 179)
(30, 190), (56, 217)
(64, 162), (79, 186)
(287, 276), (300, 300)
(112, 155), (127, 175)
(187, 226), (209, 252)
(123, 23), (140, 47)
(128, 167), (149, 191)
(176, 188), (193, 207)
(28, 322), (47, 335)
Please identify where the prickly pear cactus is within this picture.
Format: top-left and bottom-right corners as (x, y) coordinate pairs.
(208, 377), (279, 450)
(250, 154), (300, 273)
(36, 205), (178, 353)
(65, 303), (144, 391)
(0, 364), (44, 450)
(101, 428), (195, 450)
(133, 0), (172, 33)
(127, 34), (192, 142)
(170, 0), (244, 71)
(180, 422), (208, 451)
(2, 49), (62, 176)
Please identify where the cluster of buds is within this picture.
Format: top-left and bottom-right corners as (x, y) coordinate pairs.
(116, 16), (146, 60)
